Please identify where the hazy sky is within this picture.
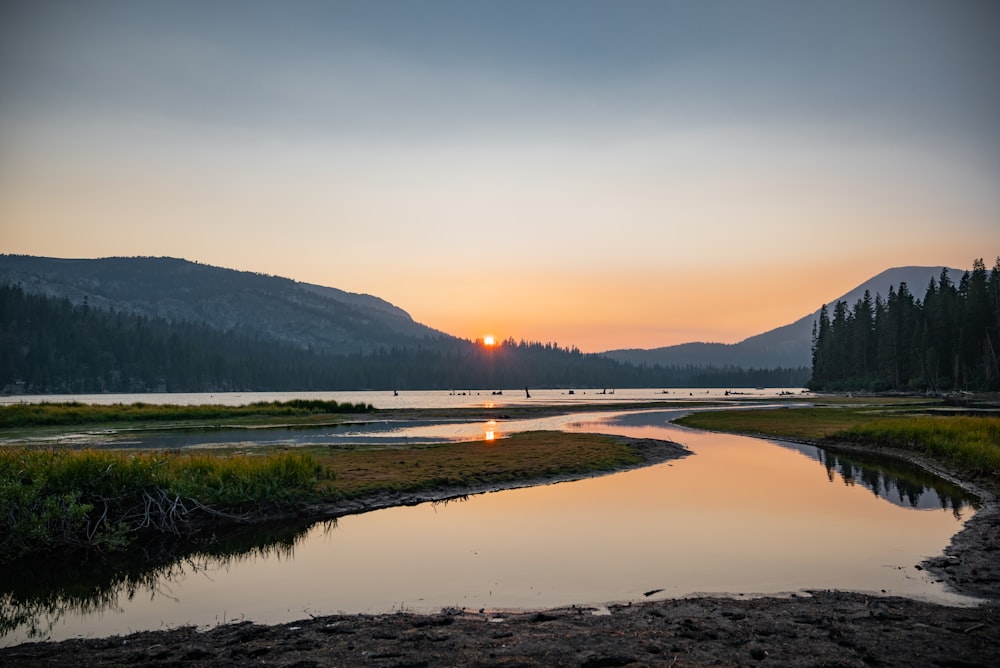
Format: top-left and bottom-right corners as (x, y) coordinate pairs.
(2, 1), (997, 351)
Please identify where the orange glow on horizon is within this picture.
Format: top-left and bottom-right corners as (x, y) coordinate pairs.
(482, 335), (496, 346)
(406, 257), (924, 353)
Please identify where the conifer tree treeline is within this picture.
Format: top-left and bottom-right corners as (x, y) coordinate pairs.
(1, 284), (810, 393)
(809, 259), (1000, 392)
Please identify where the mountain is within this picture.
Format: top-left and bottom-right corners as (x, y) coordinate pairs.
(602, 266), (965, 369)
(0, 255), (451, 355)
(2, 282), (811, 393)
(0, 255), (968, 376)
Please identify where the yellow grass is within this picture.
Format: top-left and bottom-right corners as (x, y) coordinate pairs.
(310, 431), (642, 498)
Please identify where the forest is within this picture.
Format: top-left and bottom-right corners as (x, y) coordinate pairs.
(809, 258), (1000, 392)
(0, 284), (808, 393)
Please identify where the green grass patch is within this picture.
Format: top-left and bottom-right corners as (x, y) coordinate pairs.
(0, 448), (325, 562)
(0, 399), (374, 428)
(674, 406), (889, 441)
(676, 406), (1000, 476)
(835, 416), (1000, 476)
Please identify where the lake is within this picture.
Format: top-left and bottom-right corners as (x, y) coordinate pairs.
(0, 405), (980, 646)
(0, 387), (807, 409)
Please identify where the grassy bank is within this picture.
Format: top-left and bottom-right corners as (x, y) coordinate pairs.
(0, 431), (643, 563)
(0, 399), (375, 429)
(0, 448), (324, 562)
(836, 416), (1000, 474)
(675, 406), (1000, 476)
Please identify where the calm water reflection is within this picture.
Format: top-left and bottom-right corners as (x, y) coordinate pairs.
(1, 520), (321, 641)
(598, 410), (975, 515)
(0, 388), (807, 410)
(0, 409), (981, 645)
(26, 413), (616, 450)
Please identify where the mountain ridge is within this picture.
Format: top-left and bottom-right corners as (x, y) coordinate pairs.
(0, 255), (451, 355)
(601, 266), (965, 369)
(2, 255), (966, 371)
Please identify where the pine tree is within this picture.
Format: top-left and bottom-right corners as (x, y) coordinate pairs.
(809, 259), (999, 392)
(809, 304), (832, 388)
(851, 290), (875, 384)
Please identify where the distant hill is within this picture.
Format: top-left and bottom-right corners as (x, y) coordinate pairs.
(0, 255), (451, 355)
(1, 281), (809, 393)
(602, 266), (965, 369)
(1, 255), (961, 388)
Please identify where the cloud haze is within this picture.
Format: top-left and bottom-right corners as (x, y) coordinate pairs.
(2, 0), (997, 351)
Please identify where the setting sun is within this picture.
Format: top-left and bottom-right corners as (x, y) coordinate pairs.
(483, 335), (496, 346)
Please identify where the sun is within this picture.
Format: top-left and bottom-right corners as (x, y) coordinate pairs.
(483, 335), (496, 346)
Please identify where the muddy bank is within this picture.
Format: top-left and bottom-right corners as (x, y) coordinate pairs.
(4, 592), (997, 667)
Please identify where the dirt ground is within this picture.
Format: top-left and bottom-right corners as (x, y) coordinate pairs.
(3, 591), (996, 667)
(3, 437), (999, 667)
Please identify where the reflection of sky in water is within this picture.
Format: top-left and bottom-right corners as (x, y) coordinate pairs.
(593, 410), (977, 514)
(104, 407), (977, 515)
(113, 420), (459, 448)
(2, 407), (981, 646)
(106, 413), (604, 449)
(0, 388), (809, 410)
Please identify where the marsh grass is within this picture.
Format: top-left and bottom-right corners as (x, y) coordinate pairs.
(0, 449), (324, 562)
(836, 416), (1000, 475)
(676, 406), (1000, 476)
(674, 406), (888, 440)
(0, 399), (374, 428)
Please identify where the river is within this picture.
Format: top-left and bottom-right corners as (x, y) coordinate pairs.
(0, 399), (982, 646)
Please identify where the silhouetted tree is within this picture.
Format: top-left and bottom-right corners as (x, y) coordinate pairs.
(1, 284), (811, 393)
(809, 258), (1000, 391)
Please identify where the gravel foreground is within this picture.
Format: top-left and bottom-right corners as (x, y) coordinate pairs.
(3, 437), (999, 667)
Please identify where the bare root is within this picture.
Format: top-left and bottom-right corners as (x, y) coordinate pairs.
(86, 488), (255, 545)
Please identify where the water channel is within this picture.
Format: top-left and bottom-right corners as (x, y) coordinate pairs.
(0, 406), (981, 646)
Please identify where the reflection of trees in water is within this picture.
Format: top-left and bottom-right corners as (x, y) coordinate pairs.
(0, 519), (333, 641)
(818, 449), (977, 517)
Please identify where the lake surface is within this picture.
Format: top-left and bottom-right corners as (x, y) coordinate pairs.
(0, 387), (807, 410)
(0, 407), (981, 646)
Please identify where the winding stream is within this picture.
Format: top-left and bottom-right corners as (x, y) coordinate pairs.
(0, 407), (980, 645)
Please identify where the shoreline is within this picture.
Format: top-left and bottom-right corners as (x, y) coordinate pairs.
(3, 422), (1000, 665)
(250, 436), (690, 527)
(805, 438), (1000, 602)
(4, 590), (995, 667)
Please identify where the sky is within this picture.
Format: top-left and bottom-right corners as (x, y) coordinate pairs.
(1, 1), (997, 352)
